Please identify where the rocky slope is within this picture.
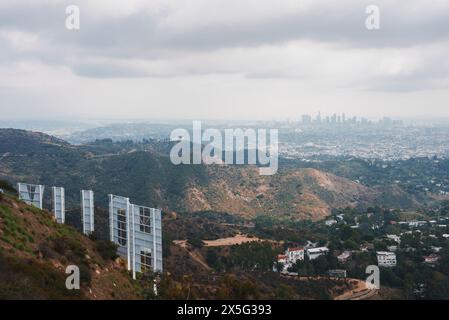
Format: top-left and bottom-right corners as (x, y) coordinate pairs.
(183, 166), (376, 221)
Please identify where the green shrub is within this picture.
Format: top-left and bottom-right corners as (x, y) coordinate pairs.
(0, 205), (31, 251)
(0, 252), (84, 299)
(38, 243), (56, 259)
(0, 180), (17, 194)
(187, 235), (204, 249)
(78, 263), (92, 285)
(95, 240), (118, 261)
(51, 234), (87, 264)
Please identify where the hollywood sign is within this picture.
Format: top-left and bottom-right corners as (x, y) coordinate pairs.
(17, 182), (162, 278)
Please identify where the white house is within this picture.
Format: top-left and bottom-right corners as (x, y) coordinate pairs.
(305, 241), (318, 249)
(429, 247), (441, 254)
(275, 248), (305, 272)
(307, 247), (329, 260)
(386, 234), (401, 244)
(408, 221), (427, 228)
(325, 219), (337, 226)
(274, 254), (288, 272)
(387, 245), (398, 252)
(377, 251), (397, 267)
(286, 247), (305, 263)
(337, 251), (351, 263)
(423, 254), (440, 265)
(277, 254), (287, 264)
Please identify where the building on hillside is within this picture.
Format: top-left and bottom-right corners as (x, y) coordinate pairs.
(274, 254), (288, 272)
(408, 221), (427, 228)
(423, 254), (440, 265)
(387, 245), (398, 252)
(304, 241), (318, 249)
(277, 254), (287, 265)
(386, 234), (401, 244)
(328, 269), (347, 278)
(337, 251), (352, 264)
(431, 246), (442, 253)
(360, 243), (374, 252)
(307, 247), (329, 260)
(274, 248), (305, 272)
(377, 251), (397, 267)
(286, 247), (305, 263)
(0, 188), (4, 194)
(325, 219), (337, 226)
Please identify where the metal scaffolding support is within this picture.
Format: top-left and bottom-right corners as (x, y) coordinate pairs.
(52, 186), (65, 224)
(17, 183), (44, 209)
(81, 190), (94, 235)
(109, 194), (132, 271)
(130, 205), (163, 279)
(109, 194), (163, 280)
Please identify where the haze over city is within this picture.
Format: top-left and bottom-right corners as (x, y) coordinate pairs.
(1, 0), (449, 121)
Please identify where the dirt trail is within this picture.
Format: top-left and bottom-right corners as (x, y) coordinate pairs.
(172, 240), (212, 271)
(173, 240), (188, 248)
(203, 234), (262, 247)
(280, 274), (377, 300)
(333, 278), (378, 300)
(174, 234), (272, 248)
(188, 250), (212, 271)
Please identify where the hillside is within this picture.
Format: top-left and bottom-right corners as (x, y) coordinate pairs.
(184, 166), (375, 221)
(0, 191), (361, 300)
(0, 193), (140, 299)
(0, 128), (417, 221)
(0, 128), (72, 154)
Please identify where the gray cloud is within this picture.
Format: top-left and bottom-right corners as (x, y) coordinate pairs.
(2, 1), (449, 56)
(1, 0), (449, 120)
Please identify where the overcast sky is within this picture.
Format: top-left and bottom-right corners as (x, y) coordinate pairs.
(1, 0), (449, 121)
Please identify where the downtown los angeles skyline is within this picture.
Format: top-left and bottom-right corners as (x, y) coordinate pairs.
(1, 0), (449, 121)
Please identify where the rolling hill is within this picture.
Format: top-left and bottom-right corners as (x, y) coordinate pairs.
(0, 129), (418, 221)
(0, 191), (361, 300)
(0, 192), (139, 299)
